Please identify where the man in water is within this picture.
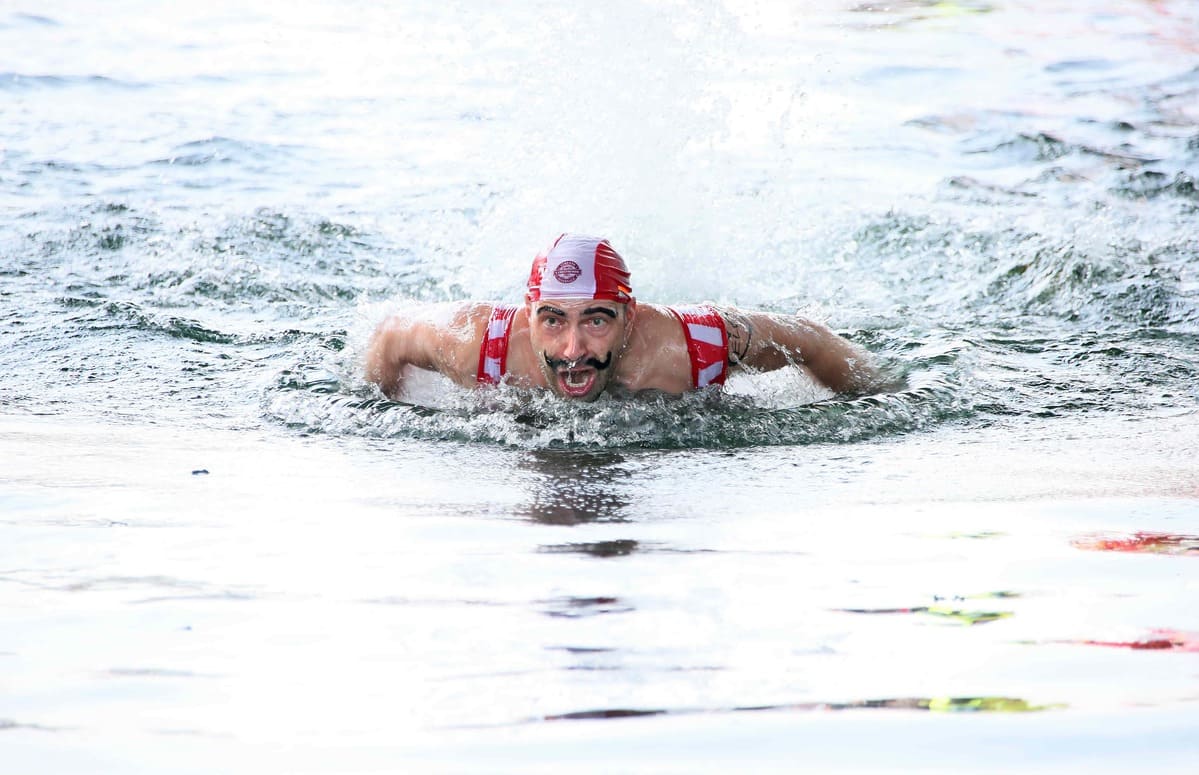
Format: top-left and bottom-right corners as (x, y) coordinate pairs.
(366, 233), (885, 401)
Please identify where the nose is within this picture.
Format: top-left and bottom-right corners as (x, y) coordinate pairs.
(561, 325), (586, 362)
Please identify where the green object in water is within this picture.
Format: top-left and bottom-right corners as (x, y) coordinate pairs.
(923, 605), (1013, 625)
(926, 696), (1059, 713)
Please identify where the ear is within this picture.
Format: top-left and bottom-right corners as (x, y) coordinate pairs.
(624, 298), (638, 326)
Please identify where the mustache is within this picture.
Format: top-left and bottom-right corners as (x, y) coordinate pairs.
(544, 351), (612, 371)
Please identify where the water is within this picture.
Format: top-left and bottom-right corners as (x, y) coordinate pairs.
(2, 1), (1198, 771)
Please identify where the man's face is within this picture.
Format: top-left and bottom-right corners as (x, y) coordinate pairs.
(527, 298), (633, 401)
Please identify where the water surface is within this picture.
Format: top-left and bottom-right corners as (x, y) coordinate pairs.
(2, 1), (1198, 772)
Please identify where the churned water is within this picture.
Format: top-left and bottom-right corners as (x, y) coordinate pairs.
(2, 1), (1198, 772)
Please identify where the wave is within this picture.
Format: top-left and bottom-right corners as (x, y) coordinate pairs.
(19, 204), (435, 313)
(977, 240), (1199, 329)
(1111, 170), (1199, 202)
(966, 130), (1158, 166)
(849, 210), (1199, 332)
(149, 137), (306, 168)
(55, 297), (348, 350)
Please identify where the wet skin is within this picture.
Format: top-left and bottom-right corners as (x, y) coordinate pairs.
(527, 298), (634, 401)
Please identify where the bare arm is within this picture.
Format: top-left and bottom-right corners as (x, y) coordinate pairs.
(720, 307), (886, 395)
(364, 302), (486, 399)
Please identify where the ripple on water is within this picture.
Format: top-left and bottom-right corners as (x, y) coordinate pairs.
(12, 202), (433, 316)
(0, 72), (151, 91)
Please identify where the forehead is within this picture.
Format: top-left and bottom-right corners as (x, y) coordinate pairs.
(532, 299), (622, 316)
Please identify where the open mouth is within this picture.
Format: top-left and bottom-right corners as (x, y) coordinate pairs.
(557, 368), (597, 398)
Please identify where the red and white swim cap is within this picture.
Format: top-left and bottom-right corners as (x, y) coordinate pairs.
(526, 234), (633, 303)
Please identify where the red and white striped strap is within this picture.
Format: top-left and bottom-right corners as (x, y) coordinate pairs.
(477, 304), (518, 385)
(668, 305), (728, 388)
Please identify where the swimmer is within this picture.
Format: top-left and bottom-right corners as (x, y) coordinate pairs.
(366, 233), (888, 401)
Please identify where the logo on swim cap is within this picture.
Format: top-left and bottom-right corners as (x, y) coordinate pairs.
(526, 234), (633, 303)
(553, 260), (582, 284)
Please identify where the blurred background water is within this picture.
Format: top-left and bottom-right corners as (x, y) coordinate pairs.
(1, 1), (1198, 772)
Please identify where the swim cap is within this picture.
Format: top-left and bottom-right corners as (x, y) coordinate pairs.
(526, 234), (633, 303)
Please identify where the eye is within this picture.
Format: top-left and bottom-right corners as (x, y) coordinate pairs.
(587, 316), (609, 328)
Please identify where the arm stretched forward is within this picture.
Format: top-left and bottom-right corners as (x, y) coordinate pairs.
(364, 303), (486, 399)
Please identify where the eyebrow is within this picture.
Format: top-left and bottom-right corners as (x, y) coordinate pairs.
(535, 305), (618, 319)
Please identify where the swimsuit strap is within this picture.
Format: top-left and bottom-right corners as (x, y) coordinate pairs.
(667, 305), (729, 388)
(477, 304), (519, 385)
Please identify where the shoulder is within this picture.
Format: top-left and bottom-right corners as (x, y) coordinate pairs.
(632, 302), (683, 333)
(436, 300), (507, 334)
(380, 301), (499, 382)
(377, 300), (492, 342)
(436, 302), (499, 372)
(615, 303), (693, 393)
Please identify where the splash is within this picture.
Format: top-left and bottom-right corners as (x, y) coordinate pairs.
(263, 357), (965, 449)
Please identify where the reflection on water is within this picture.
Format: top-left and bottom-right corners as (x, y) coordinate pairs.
(835, 604), (1013, 626)
(518, 449), (631, 525)
(539, 539), (641, 558)
(542, 695), (1060, 722)
(539, 596), (635, 619)
(1056, 630), (1199, 653)
(1072, 531), (1199, 556)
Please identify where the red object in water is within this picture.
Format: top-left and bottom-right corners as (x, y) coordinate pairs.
(1075, 629), (1199, 652)
(1071, 532), (1199, 556)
